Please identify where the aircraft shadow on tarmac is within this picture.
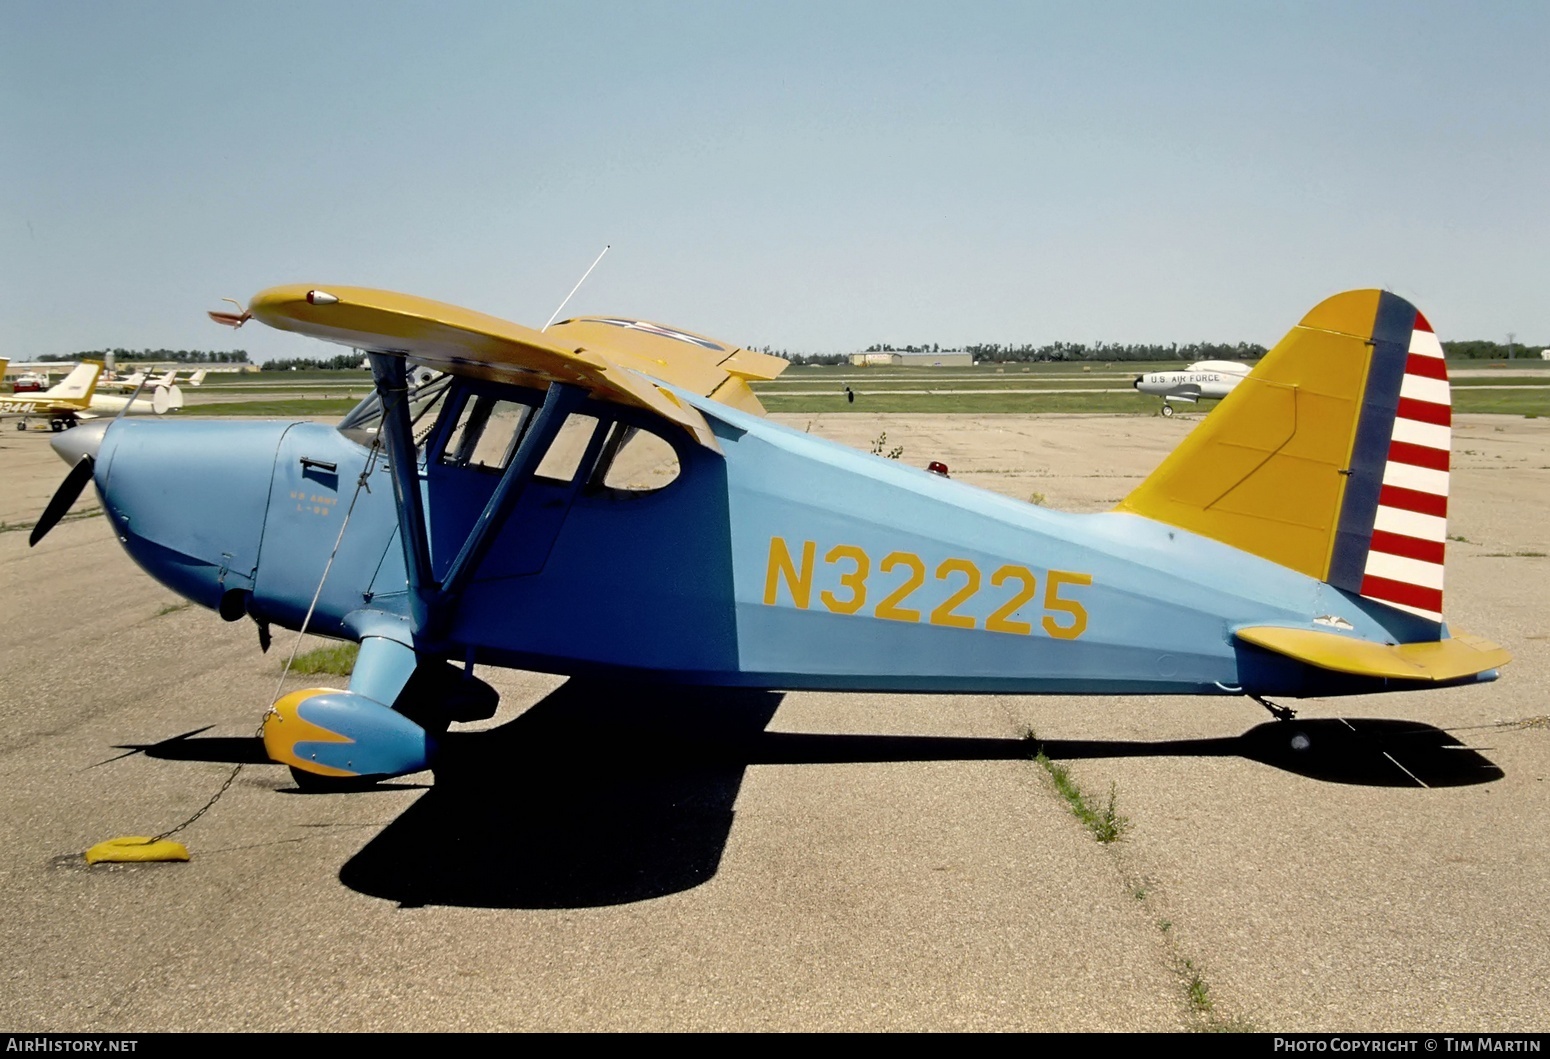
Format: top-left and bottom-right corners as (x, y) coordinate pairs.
(112, 680), (1502, 910)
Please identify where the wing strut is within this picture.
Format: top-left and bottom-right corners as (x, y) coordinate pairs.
(368, 353), (435, 631)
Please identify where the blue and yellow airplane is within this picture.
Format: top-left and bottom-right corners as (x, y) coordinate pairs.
(32, 285), (1510, 786)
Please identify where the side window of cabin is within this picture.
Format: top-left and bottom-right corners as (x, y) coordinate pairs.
(534, 413), (603, 482)
(430, 387), (681, 495)
(589, 422), (682, 493)
(439, 397), (535, 472)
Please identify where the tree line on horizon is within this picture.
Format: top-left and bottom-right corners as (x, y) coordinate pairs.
(260, 353), (366, 371)
(772, 337), (1543, 366)
(37, 348), (251, 364)
(28, 338), (1542, 371)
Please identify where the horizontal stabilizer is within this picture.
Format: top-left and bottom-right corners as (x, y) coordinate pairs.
(1236, 626), (1511, 682)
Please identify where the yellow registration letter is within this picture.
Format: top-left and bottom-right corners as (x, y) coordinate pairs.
(1041, 570), (1092, 640)
(764, 537), (817, 609)
(821, 545), (869, 615)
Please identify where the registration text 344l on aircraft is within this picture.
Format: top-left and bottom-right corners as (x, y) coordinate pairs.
(2, 361), (102, 431)
(32, 285), (1509, 784)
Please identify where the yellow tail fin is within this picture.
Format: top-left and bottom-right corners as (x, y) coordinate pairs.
(1118, 290), (1450, 624)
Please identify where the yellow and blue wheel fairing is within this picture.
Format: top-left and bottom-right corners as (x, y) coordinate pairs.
(264, 686), (434, 779)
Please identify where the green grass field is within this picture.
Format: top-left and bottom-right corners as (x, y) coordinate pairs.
(1452, 390), (1550, 415)
(1451, 376), (1550, 387)
(758, 391), (1161, 414)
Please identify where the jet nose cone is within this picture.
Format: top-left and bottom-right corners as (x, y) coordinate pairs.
(1133, 375), (1143, 389)
(50, 421), (109, 466)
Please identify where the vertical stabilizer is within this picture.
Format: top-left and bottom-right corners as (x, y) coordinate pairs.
(1117, 290), (1450, 629)
(43, 361), (103, 404)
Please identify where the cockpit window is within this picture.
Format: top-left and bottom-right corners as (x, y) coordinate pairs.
(589, 422), (681, 493)
(534, 413), (602, 482)
(439, 396), (535, 472)
(337, 370), (452, 445)
(343, 372), (684, 496)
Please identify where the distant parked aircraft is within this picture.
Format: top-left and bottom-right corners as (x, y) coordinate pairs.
(1134, 360), (1251, 416)
(0, 362), (102, 431)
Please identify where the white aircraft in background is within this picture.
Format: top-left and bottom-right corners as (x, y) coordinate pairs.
(1, 362), (102, 431)
(97, 369), (150, 392)
(92, 370), (185, 416)
(87, 365), (187, 415)
(89, 384), (180, 418)
(1134, 359), (1252, 416)
(102, 366), (206, 390)
(99, 368), (175, 394)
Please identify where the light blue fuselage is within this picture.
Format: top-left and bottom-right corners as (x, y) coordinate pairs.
(90, 384), (1443, 699)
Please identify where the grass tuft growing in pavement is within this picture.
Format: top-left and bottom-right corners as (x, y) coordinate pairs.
(1025, 731), (1128, 842)
(1184, 960), (1212, 1014)
(290, 642), (359, 676)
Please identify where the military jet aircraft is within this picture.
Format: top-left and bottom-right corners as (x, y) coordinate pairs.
(1134, 359), (1251, 416)
(33, 286), (1509, 786)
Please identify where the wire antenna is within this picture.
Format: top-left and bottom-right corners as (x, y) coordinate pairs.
(543, 245), (611, 332)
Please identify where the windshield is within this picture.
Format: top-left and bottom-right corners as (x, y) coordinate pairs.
(338, 369), (452, 445)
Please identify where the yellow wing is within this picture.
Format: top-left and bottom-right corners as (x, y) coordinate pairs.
(244, 285), (789, 448)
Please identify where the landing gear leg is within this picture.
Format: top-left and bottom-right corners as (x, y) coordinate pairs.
(1251, 693), (1297, 722)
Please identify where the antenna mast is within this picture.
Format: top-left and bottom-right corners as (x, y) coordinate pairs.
(543, 245), (611, 332)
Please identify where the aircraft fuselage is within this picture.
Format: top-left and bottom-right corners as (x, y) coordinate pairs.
(87, 382), (1459, 701)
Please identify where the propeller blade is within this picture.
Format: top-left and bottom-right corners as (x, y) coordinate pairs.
(119, 377), (149, 420)
(30, 455), (96, 546)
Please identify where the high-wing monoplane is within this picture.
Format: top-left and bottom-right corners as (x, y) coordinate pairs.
(1134, 359), (1251, 415)
(96, 369), (150, 393)
(33, 286), (1509, 787)
(104, 368), (204, 392)
(89, 368), (182, 417)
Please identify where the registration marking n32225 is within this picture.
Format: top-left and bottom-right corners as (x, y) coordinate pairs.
(762, 536), (1091, 639)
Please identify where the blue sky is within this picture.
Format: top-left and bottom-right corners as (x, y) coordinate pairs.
(3, 1), (1545, 361)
